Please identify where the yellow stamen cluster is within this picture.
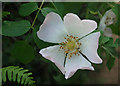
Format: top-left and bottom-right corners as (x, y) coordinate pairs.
(59, 35), (82, 59)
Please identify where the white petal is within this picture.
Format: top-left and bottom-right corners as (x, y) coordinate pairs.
(98, 15), (107, 31)
(80, 32), (102, 64)
(65, 54), (94, 79)
(104, 27), (112, 37)
(64, 13), (97, 38)
(37, 12), (68, 43)
(99, 9), (116, 31)
(104, 9), (116, 26)
(39, 45), (66, 74)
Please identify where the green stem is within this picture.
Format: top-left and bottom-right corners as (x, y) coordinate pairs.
(102, 46), (114, 57)
(51, 1), (59, 12)
(31, 0), (44, 29)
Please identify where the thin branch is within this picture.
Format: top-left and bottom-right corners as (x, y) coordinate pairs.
(31, 0), (44, 29)
(101, 46), (115, 57)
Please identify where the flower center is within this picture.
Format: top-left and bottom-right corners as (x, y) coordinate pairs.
(59, 35), (82, 59)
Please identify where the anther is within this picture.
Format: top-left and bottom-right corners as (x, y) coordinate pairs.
(76, 37), (78, 38)
(59, 35), (81, 59)
(70, 35), (73, 38)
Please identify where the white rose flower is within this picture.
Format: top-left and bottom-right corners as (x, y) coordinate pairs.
(99, 9), (116, 37)
(37, 12), (102, 79)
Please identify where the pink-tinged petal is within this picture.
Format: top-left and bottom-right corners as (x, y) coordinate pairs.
(64, 13), (97, 38)
(80, 32), (102, 64)
(65, 54), (94, 79)
(39, 45), (65, 74)
(37, 12), (68, 43)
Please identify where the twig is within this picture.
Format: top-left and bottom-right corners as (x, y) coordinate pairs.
(31, 0), (44, 29)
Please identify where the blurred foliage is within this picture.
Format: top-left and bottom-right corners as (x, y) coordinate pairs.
(2, 11), (10, 18)
(110, 3), (120, 36)
(99, 31), (120, 70)
(1, 2), (120, 85)
(11, 41), (35, 64)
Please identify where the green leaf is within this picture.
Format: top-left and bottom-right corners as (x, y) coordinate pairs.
(108, 47), (119, 58)
(17, 69), (29, 83)
(41, 7), (58, 16)
(2, 11), (10, 18)
(25, 77), (33, 84)
(62, 2), (82, 15)
(51, 2), (65, 17)
(110, 4), (120, 35)
(11, 41), (35, 64)
(88, 3), (100, 12)
(7, 66), (14, 81)
(2, 68), (7, 82)
(115, 38), (120, 47)
(2, 20), (31, 37)
(106, 55), (115, 71)
(105, 38), (120, 48)
(19, 2), (38, 16)
(13, 68), (23, 82)
(99, 35), (110, 44)
(112, 4), (120, 22)
(53, 74), (62, 82)
(102, 46), (116, 70)
(21, 73), (32, 84)
(1, 66), (35, 85)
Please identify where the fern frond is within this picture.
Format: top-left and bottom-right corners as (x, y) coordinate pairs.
(0, 66), (35, 86)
